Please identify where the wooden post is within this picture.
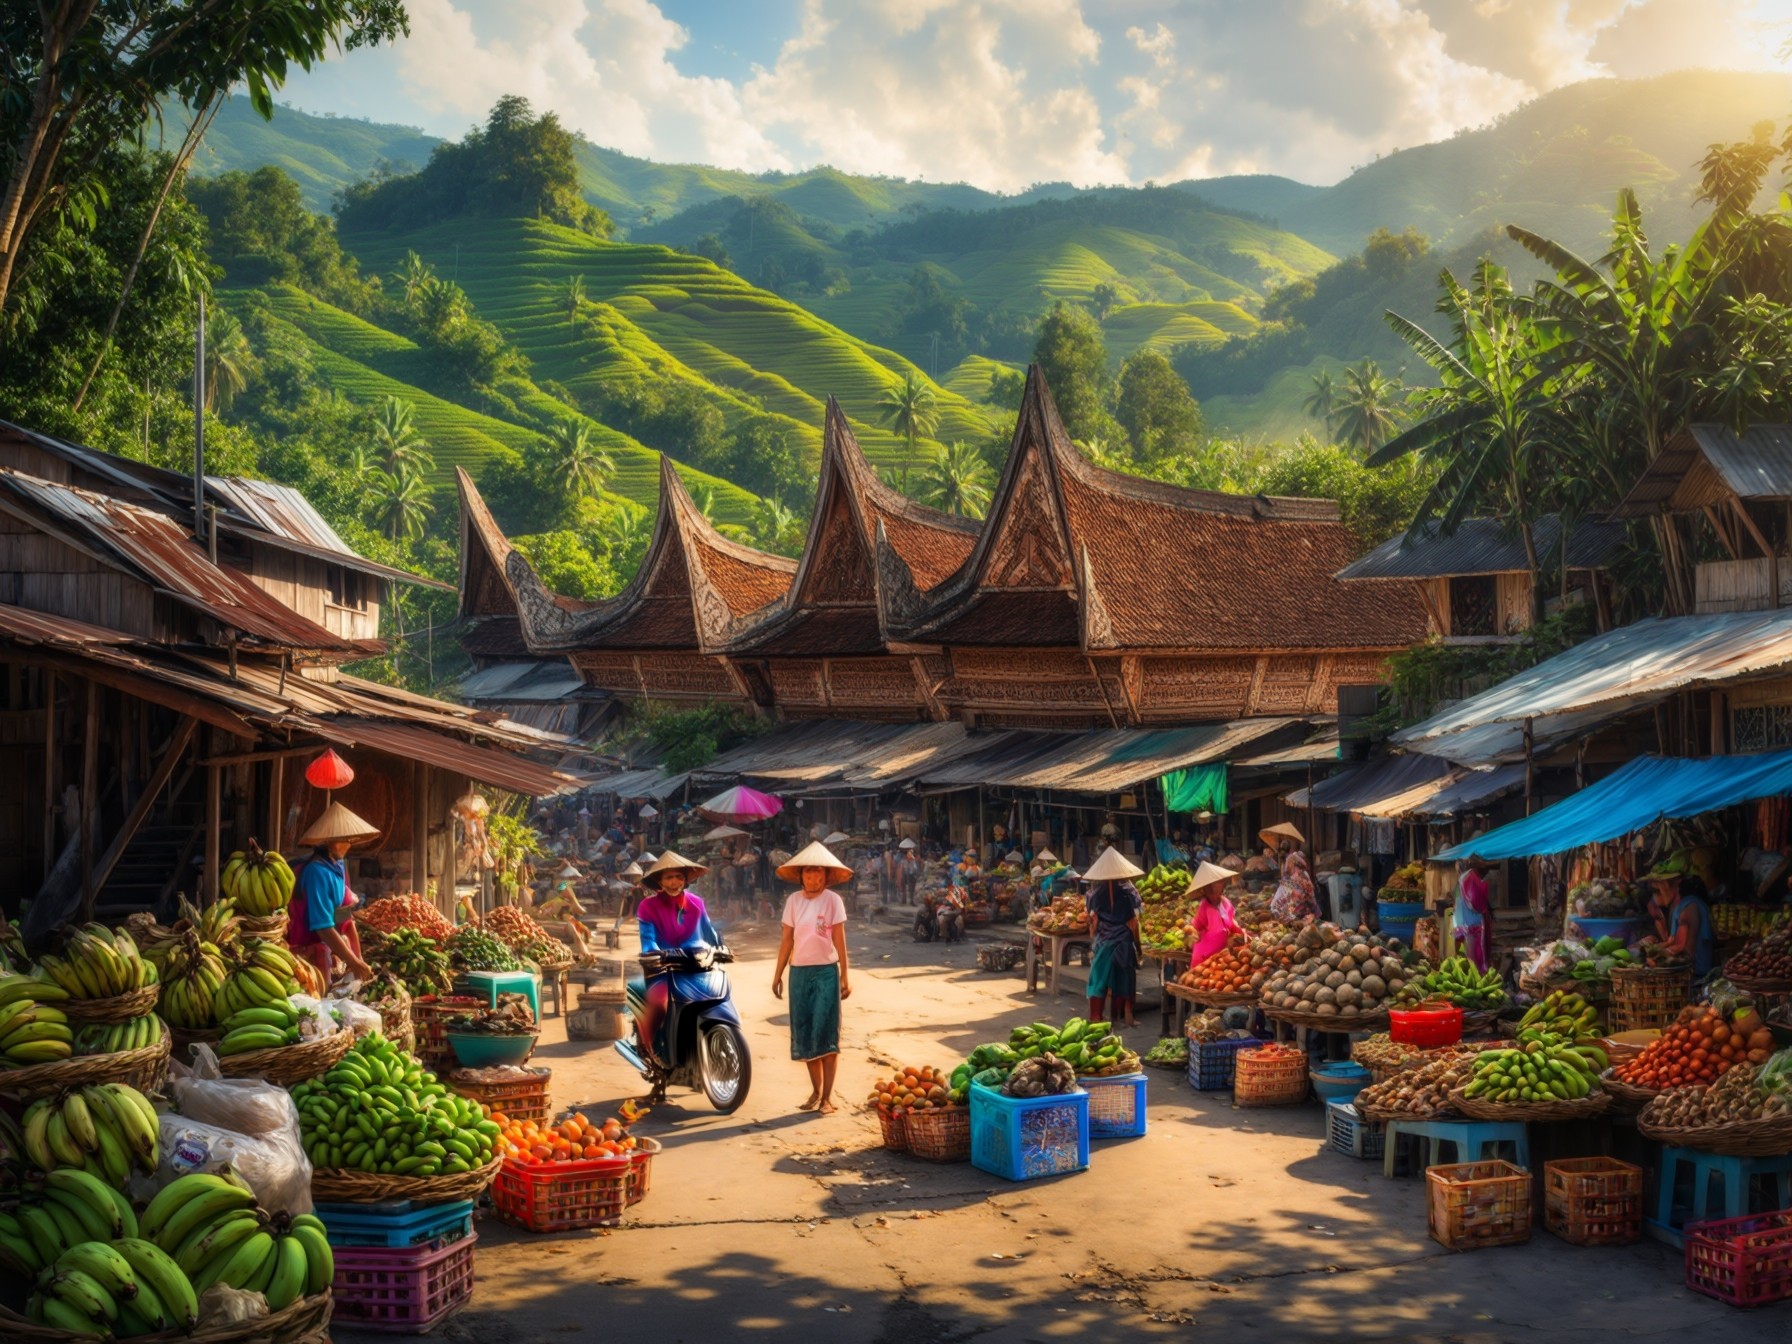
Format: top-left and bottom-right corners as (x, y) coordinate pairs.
(412, 760), (430, 902)
(91, 717), (197, 898)
(268, 758), (284, 854)
(79, 680), (98, 919)
(42, 670), (57, 884)
(205, 729), (222, 902)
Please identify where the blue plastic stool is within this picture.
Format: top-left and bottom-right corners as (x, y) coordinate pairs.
(1645, 1148), (1792, 1248)
(1383, 1118), (1529, 1179)
(457, 970), (540, 1023)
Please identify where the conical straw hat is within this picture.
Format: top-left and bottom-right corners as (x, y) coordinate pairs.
(642, 850), (709, 882)
(300, 801), (380, 847)
(776, 841), (854, 886)
(1185, 860), (1239, 895)
(1035, 849), (1058, 864)
(621, 861), (643, 880)
(1080, 848), (1144, 883)
(1260, 821), (1305, 847)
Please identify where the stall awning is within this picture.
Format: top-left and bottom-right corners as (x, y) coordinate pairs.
(915, 718), (1306, 793)
(695, 720), (1007, 791)
(312, 718), (588, 798)
(587, 766), (690, 800)
(1435, 749), (1792, 860)
(1287, 753), (1453, 812)
(1403, 703), (1649, 766)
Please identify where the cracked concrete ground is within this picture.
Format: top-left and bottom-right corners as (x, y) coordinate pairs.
(335, 910), (1792, 1342)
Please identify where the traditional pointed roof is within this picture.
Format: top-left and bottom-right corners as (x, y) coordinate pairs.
(726, 399), (977, 656)
(881, 365), (1426, 652)
(456, 460), (792, 657)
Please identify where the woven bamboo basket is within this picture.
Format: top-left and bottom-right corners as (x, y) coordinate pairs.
(356, 981), (415, 1053)
(902, 1105), (971, 1162)
(0, 1032), (171, 1101)
(168, 1022), (224, 1064)
(874, 1104), (909, 1152)
(237, 912), (289, 940)
(1447, 1086), (1611, 1124)
(1636, 1103), (1792, 1157)
(1179, 987), (1257, 1008)
(1234, 1046), (1310, 1107)
(1598, 1069), (1660, 1115)
(61, 983), (160, 1024)
(1608, 965), (1691, 1033)
(1460, 1007), (1508, 1036)
(218, 1027), (353, 1086)
(1725, 972), (1792, 996)
(310, 1154), (502, 1204)
(1262, 1004), (1390, 1034)
(0, 1289), (332, 1344)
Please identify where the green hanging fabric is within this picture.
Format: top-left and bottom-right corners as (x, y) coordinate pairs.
(1161, 764), (1228, 814)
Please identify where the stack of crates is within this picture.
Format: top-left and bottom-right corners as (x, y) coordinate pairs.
(316, 1199), (477, 1333)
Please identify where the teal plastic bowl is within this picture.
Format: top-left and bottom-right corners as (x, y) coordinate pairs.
(446, 1030), (537, 1067)
(1310, 1061), (1370, 1104)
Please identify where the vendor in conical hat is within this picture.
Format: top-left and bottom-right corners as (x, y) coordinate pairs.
(1080, 847), (1145, 1029)
(772, 841), (855, 1115)
(633, 850), (722, 1057)
(288, 801), (379, 984)
(1184, 860), (1244, 969)
(1260, 822), (1317, 924)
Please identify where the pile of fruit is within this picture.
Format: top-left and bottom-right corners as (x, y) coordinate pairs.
(1396, 955), (1507, 1010)
(1259, 923), (1421, 1020)
(0, 970), (74, 1067)
(494, 1112), (637, 1163)
(39, 924), (156, 1000)
(447, 926), (523, 973)
(1518, 989), (1602, 1037)
(1028, 895), (1085, 936)
(1353, 1032), (1426, 1074)
(155, 933), (228, 1030)
(958, 1017), (1135, 1086)
(1641, 1058), (1792, 1128)
(870, 1063), (963, 1111)
(217, 998), (319, 1058)
(1144, 1037), (1189, 1067)
(1377, 862), (1425, 901)
(1714, 905), (1789, 939)
(1186, 1007), (1253, 1044)
(20, 1084), (159, 1183)
(367, 927), (454, 997)
(1613, 1003), (1775, 1090)
(1725, 929), (1792, 983)
(355, 893), (456, 942)
(481, 905), (574, 965)
(220, 842), (295, 917)
(444, 1001), (536, 1036)
(1463, 1038), (1607, 1103)
(1353, 1050), (1479, 1119)
(1138, 865), (1195, 952)
(1568, 935), (1638, 982)
(1569, 877), (1642, 917)
(1233, 887), (1277, 929)
(291, 1033), (499, 1176)
(1137, 864), (1192, 903)
(213, 940), (302, 1021)
(1002, 1053), (1078, 1098)
(1177, 928), (1306, 995)
(74, 1018), (166, 1056)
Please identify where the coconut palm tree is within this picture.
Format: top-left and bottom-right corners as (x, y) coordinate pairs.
(1301, 368), (1338, 436)
(203, 309), (257, 411)
(1332, 359), (1406, 453)
(562, 274), (587, 327)
(374, 466), (433, 542)
(544, 417), (614, 501)
(372, 397), (435, 478)
(915, 441), (996, 518)
(877, 373), (940, 481)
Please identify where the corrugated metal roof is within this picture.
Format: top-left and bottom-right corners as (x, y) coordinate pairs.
(1620, 424), (1792, 517)
(586, 766), (690, 799)
(1287, 753), (1452, 811)
(1402, 700), (1660, 766)
(692, 720), (1015, 791)
(1233, 725), (1341, 767)
(917, 719), (1305, 792)
(1404, 764), (1527, 819)
(316, 717), (585, 797)
(1396, 609), (1792, 748)
(1336, 515), (1628, 581)
(209, 477), (452, 591)
(457, 661), (593, 704)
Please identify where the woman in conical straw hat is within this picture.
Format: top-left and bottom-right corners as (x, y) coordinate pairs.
(1081, 846), (1145, 1028)
(633, 850), (720, 1058)
(771, 841), (854, 1114)
(1184, 860), (1244, 970)
(1260, 821), (1317, 924)
(288, 801), (380, 985)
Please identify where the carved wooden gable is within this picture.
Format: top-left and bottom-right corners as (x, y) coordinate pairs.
(983, 449), (1073, 589)
(801, 494), (874, 604)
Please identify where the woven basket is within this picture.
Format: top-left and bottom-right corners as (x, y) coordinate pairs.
(410, 996), (486, 1071)
(1608, 965), (1691, 1033)
(1725, 972), (1792, 996)
(311, 1155), (502, 1204)
(1262, 1004), (1390, 1034)
(1598, 1069), (1660, 1115)
(237, 912), (289, 940)
(1636, 1103), (1792, 1157)
(0, 1032), (171, 1101)
(448, 1065), (552, 1124)
(356, 982), (415, 1054)
(218, 1027), (353, 1086)
(874, 1104), (909, 1152)
(0, 1288), (331, 1344)
(1234, 1047), (1310, 1107)
(1460, 1007), (1508, 1036)
(902, 1106), (970, 1162)
(1447, 1086), (1611, 1123)
(61, 983), (160, 1024)
(1179, 987), (1257, 1008)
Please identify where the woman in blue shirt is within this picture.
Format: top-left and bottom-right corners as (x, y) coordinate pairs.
(1648, 864), (1715, 978)
(287, 802), (378, 984)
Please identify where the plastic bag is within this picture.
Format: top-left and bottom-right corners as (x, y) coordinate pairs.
(139, 1044), (313, 1214)
(321, 993), (382, 1037)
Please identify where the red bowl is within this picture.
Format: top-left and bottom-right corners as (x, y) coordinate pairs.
(1389, 1003), (1463, 1048)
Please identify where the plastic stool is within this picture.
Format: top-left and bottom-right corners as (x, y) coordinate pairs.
(1383, 1118), (1530, 1179)
(458, 970), (540, 1023)
(1645, 1148), (1792, 1248)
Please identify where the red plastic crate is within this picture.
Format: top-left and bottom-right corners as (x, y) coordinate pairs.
(626, 1137), (660, 1207)
(1686, 1210), (1792, 1308)
(333, 1234), (476, 1333)
(493, 1154), (631, 1231)
(1390, 1004), (1463, 1048)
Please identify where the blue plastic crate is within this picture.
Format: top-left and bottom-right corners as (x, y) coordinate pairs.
(1187, 1036), (1261, 1091)
(315, 1199), (475, 1250)
(1326, 1100), (1385, 1160)
(969, 1083), (1089, 1181)
(1077, 1072), (1147, 1140)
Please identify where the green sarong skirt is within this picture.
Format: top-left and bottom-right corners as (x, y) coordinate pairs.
(789, 962), (841, 1060)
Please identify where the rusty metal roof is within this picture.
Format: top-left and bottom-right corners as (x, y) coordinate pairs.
(208, 476), (451, 591)
(1620, 424), (1792, 517)
(1336, 515), (1628, 581)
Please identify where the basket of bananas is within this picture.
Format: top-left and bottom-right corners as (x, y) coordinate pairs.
(0, 968), (173, 1101)
(38, 923), (161, 1024)
(220, 840), (297, 938)
(211, 947), (352, 1087)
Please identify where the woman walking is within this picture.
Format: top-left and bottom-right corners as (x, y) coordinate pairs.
(771, 841), (854, 1114)
(1081, 847), (1145, 1027)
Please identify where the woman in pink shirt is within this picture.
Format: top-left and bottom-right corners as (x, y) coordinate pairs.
(1185, 861), (1244, 969)
(772, 841), (854, 1115)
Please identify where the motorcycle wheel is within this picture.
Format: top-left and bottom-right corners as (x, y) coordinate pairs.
(699, 1022), (752, 1113)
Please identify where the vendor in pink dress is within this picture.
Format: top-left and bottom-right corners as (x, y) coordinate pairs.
(1185, 861), (1244, 968)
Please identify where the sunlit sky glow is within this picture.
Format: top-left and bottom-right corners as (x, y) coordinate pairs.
(276, 0), (1792, 191)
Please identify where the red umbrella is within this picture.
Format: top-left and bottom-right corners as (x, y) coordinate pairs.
(306, 749), (355, 791)
(697, 785), (783, 822)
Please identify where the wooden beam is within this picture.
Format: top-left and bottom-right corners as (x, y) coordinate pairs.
(90, 717), (198, 901)
(80, 680), (99, 920)
(1702, 504), (1739, 560)
(204, 730), (222, 902)
(199, 741), (330, 767)
(411, 759), (430, 900)
(42, 670), (56, 884)
(268, 755), (284, 853)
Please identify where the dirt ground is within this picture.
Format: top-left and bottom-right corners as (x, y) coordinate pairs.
(336, 909), (1792, 1343)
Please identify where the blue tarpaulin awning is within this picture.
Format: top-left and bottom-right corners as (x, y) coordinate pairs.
(1435, 749), (1792, 860)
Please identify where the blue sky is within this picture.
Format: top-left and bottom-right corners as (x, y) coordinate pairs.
(277, 0), (1792, 191)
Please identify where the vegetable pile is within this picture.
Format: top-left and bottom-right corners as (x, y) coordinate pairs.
(291, 1033), (498, 1175)
(481, 906), (575, 966)
(1177, 927), (1303, 994)
(1463, 1038), (1607, 1103)
(367, 928), (454, 998)
(1569, 877), (1642, 917)
(1613, 1003), (1774, 1090)
(1138, 864), (1194, 952)
(1396, 955), (1507, 1009)
(1259, 923), (1422, 1019)
(1002, 1053), (1078, 1098)
(446, 926), (522, 972)
(1640, 1054), (1792, 1127)
(1144, 1037), (1189, 1067)
(1353, 1033), (1426, 1074)
(869, 1064), (963, 1111)
(355, 894), (455, 942)
(957, 1016), (1137, 1087)
(1028, 895), (1085, 936)
(1185, 1007), (1254, 1044)
(1353, 1050), (1479, 1119)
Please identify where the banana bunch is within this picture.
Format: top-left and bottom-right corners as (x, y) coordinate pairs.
(214, 940), (302, 1021)
(1517, 988), (1602, 1039)
(25, 1237), (199, 1338)
(218, 999), (310, 1056)
(178, 895), (242, 953)
(143, 1173), (331, 1311)
(39, 924), (157, 999)
(0, 971), (73, 1067)
(158, 932), (228, 1029)
(1463, 1036), (1609, 1102)
(222, 843), (295, 917)
(22, 1084), (159, 1184)
(74, 1017), (167, 1056)
(0, 1167), (142, 1268)
(1399, 955), (1507, 1009)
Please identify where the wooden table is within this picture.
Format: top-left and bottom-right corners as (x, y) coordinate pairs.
(1026, 930), (1092, 998)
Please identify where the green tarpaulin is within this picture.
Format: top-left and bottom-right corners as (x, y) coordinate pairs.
(1161, 764), (1228, 814)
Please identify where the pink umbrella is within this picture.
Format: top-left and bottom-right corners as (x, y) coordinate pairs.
(698, 785), (784, 822)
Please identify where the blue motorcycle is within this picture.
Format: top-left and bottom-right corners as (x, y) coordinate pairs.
(617, 943), (751, 1113)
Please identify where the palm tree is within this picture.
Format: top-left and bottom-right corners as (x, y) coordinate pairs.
(391, 251), (434, 310)
(561, 274), (587, 327)
(543, 417), (614, 500)
(606, 504), (647, 574)
(203, 309), (257, 411)
(372, 397), (435, 478)
(374, 466), (433, 542)
(915, 441), (996, 518)
(416, 278), (469, 334)
(877, 373), (940, 480)
(1301, 368), (1338, 436)
(1332, 359), (1405, 453)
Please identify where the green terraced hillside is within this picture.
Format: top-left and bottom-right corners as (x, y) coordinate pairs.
(1101, 301), (1259, 359)
(336, 218), (995, 473)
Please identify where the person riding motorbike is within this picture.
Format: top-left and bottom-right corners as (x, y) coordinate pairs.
(634, 851), (722, 1059)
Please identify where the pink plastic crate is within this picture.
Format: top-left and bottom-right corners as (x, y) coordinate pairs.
(333, 1233), (477, 1333)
